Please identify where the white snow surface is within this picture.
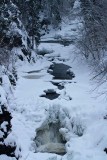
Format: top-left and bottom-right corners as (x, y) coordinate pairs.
(6, 2), (107, 160)
(10, 45), (107, 160)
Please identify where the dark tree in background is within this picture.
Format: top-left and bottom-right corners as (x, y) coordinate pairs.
(25, 0), (41, 48)
(12, 0), (41, 48)
(40, 0), (75, 29)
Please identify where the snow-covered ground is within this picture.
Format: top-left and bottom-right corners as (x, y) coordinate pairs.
(7, 1), (107, 160)
(9, 42), (107, 160)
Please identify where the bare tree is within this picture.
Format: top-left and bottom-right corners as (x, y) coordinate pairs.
(78, 0), (107, 86)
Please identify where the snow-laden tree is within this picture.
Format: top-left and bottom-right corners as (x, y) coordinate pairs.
(0, 0), (35, 68)
(79, 0), (107, 85)
(0, 0), (23, 48)
(80, 0), (107, 59)
(0, 66), (21, 159)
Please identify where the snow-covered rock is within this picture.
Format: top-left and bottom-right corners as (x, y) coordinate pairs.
(37, 143), (66, 155)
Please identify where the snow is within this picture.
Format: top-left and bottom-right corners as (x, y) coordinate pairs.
(0, 155), (16, 160)
(1, 122), (8, 132)
(0, 86), (7, 105)
(2, 1), (107, 159)
(10, 40), (107, 160)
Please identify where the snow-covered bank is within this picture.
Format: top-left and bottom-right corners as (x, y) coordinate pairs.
(9, 40), (107, 160)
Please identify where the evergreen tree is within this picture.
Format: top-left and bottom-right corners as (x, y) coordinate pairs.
(0, 0), (23, 48)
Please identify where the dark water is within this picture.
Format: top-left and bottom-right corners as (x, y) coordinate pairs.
(48, 63), (75, 80)
(23, 75), (43, 79)
(40, 39), (74, 46)
(27, 69), (42, 74)
(40, 89), (60, 100)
